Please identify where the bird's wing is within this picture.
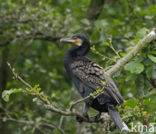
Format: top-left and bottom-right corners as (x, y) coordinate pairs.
(70, 57), (124, 105)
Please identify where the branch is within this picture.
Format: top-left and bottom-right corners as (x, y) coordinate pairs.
(0, 12), (61, 47)
(0, 32), (60, 47)
(106, 28), (156, 76)
(69, 95), (93, 111)
(143, 90), (156, 99)
(0, 116), (65, 134)
(7, 62), (103, 123)
(69, 89), (104, 111)
(7, 62), (32, 89)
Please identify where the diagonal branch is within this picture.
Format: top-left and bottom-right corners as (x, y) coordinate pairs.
(69, 88), (105, 111)
(7, 62), (32, 89)
(106, 28), (156, 76)
(7, 62), (103, 123)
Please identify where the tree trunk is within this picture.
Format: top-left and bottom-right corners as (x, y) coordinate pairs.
(0, 47), (9, 134)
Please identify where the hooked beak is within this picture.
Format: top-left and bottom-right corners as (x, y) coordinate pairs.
(60, 37), (75, 44)
(60, 37), (82, 46)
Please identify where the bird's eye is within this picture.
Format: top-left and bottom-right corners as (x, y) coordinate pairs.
(72, 37), (77, 39)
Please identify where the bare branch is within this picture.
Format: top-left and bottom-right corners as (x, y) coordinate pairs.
(59, 116), (64, 129)
(69, 89), (104, 111)
(0, 116), (65, 134)
(107, 28), (156, 76)
(0, 32), (60, 47)
(7, 62), (32, 89)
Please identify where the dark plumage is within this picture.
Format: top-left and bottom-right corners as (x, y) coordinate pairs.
(60, 34), (129, 132)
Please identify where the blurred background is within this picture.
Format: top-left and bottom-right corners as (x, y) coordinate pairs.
(0, 0), (156, 133)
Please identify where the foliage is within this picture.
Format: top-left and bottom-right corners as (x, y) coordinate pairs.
(0, 0), (156, 134)
(2, 88), (24, 102)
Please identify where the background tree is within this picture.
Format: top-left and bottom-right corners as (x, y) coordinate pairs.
(0, 0), (156, 134)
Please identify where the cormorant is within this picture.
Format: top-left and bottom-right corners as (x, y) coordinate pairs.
(60, 34), (129, 132)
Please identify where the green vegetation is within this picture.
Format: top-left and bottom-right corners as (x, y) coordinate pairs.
(0, 0), (156, 133)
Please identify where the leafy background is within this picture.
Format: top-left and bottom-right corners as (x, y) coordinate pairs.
(0, 0), (156, 133)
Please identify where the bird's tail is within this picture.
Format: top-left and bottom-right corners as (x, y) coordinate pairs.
(107, 104), (129, 132)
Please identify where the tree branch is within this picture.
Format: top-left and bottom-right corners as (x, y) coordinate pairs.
(69, 88), (104, 111)
(7, 62), (32, 89)
(0, 116), (65, 134)
(0, 32), (60, 47)
(7, 62), (103, 123)
(106, 28), (156, 76)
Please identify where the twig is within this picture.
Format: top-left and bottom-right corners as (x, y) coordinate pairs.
(7, 62), (32, 89)
(139, 86), (144, 100)
(107, 28), (156, 76)
(108, 38), (121, 58)
(143, 90), (156, 99)
(70, 94), (92, 111)
(44, 104), (101, 123)
(59, 116), (64, 129)
(0, 116), (65, 134)
(7, 62), (51, 105)
(91, 46), (115, 62)
(69, 90), (103, 111)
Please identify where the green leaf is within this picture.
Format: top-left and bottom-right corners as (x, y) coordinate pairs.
(103, 42), (110, 46)
(2, 89), (24, 102)
(146, 66), (152, 78)
(81, 18), (90, 25)
(149, 51), (156, 55)
(148, 54), (156, 63)
(136, 28), (149, 39)
(124, 98), (139, 108)
(120, 52), (126, 57)
(32, 97), (38, 102)
(143, 99), (151, 106)
(124, 60), (144, 74)
(94, 19), (108, 30)
(33, 84), (41, 92)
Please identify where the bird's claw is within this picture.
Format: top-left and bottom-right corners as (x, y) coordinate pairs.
(83, 112), (89, 120)
(76, 116), (83, 123)
(94, 113), (102, 122)
(76, 112), (89, 123)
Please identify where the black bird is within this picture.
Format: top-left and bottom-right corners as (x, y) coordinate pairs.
(60, 34), (129, 132)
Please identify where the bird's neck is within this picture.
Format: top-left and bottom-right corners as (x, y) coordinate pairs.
(65, 45), (90, 61)
(76, 44), (90, 56)
(64, 44), (90, 74)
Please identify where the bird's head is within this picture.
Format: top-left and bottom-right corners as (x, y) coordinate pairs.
(60, 34), (90, 47)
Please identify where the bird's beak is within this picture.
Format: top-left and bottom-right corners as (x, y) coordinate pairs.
(60, 37), (75, 44)
(60, 37), (82, 46)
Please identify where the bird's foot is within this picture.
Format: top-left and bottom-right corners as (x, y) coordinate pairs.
(83, 112), (89, 120)
(94, 112), (102, 122)
(76, 112), (89, 123)
(76, 116), (83, 123)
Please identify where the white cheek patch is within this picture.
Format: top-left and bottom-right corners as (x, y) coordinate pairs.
(77, 42), (82, 46)
(76, 39), (83, 46)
